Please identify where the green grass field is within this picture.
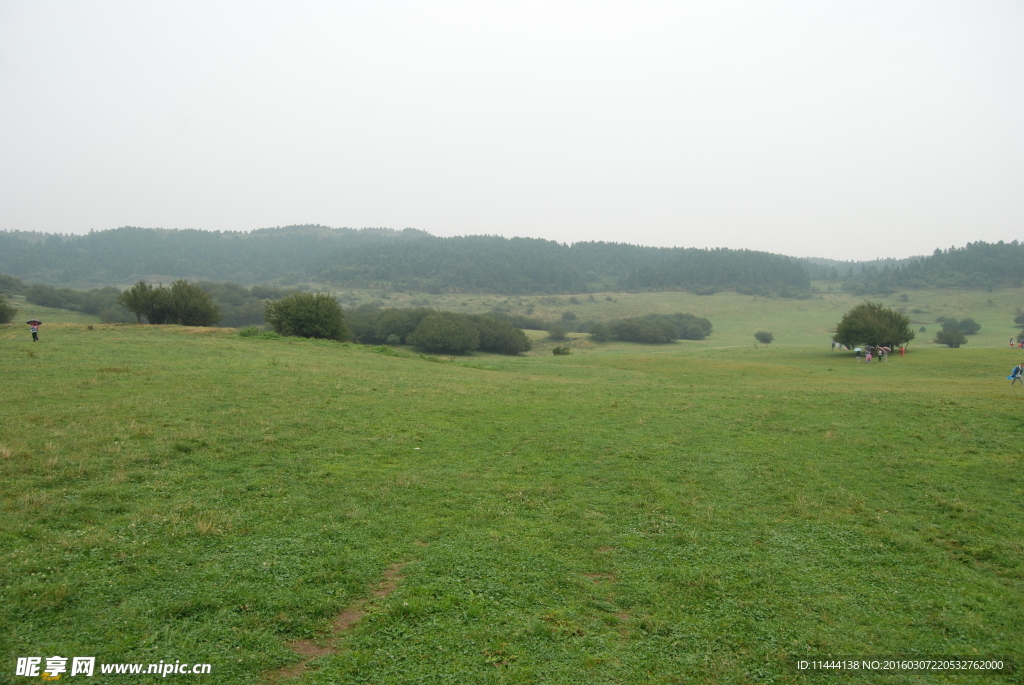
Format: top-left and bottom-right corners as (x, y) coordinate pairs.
(2, 294), (1023, 683)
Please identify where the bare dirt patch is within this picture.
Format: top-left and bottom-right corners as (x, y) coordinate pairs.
(261, 562), (407, 683)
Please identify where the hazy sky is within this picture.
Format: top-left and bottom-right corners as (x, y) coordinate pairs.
(1, 1), (1021, 260)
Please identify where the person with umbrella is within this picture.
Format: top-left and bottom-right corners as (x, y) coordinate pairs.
(27, 319), (41, 342)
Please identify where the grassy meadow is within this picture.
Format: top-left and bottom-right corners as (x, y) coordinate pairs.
(2, 290), (1023, 683)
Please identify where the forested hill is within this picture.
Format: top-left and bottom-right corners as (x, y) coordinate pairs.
(0, 226), (810, 295)
(833, 241), (1024, 293)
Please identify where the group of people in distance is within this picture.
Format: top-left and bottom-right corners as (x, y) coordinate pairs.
(846, 344), (905, 363)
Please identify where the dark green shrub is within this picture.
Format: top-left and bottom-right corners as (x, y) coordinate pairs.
(0, 293), (17, 324)
(147, 287), (176, 325)
(265, 292), (348, 340)
(169, 280), (221, 326)
(562, 311), (577, 321)
(474, 316), (531, 355)
(685, 324), (707, 340)
(238, 326), (260, 337)
(754, 331), (774, 344)
(589, 322), (610, 342)
(956, 317), (981, 335)
(376, 307), (434, 344)
(935, 324), (967, 348)
(547, 324), (567, 341)
(407, 313), (480, 354)
(610, 318), (676, 344)
(344, 304), (383, 344)
(552, 346), (571, 355)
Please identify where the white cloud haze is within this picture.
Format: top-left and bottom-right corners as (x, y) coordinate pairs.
(1, 0), (1021, 260)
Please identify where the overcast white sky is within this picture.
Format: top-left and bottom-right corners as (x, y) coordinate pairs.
(1, 1), (1021, 260)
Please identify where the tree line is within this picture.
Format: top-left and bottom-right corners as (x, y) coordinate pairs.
(0, 226), (810, 295)
(832, 241), (1024, 293)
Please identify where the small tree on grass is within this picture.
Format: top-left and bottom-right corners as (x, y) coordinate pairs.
(754, 331), (774, 344)
(935, 323), (967, 348)
(265, 292), (348, 340)
(169, 280), (220, 326)
(937, 317), (981, 335)
(547, 324), (567, 341)
(834, 301), (915, 349)
(117, 281), (153, 323)
(0, 293), (17, 324)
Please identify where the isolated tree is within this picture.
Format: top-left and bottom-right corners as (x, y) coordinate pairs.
(265, 292), (348, 340)
(956, 317), (981, 335)
(147, 287), (176, 325)
(834, 301), (915, 348)
(546, 324), (568, 341)
(754, 331), (774, 344)
(117, 281), (154, 324)
(407, 312), (479, 354)
(168, 280), (220, 326)
(937, 317), (981, 336)
(935, 323), (967, 348)
(0, 293), (17, 324)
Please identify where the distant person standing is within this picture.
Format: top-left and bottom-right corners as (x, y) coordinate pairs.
(29, 322), (39, 342)
(1012, 337), (1016, 348)
(899, 345), (905, 357)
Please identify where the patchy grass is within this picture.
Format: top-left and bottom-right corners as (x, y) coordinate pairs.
(1, 319), (1022, 683)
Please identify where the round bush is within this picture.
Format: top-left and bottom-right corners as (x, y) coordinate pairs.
(264, 292), (348, 340)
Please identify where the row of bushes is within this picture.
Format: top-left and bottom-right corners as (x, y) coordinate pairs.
(589, 313), (712, 343)
(117, 281), (221, 326)
(343, 305), (531, 355)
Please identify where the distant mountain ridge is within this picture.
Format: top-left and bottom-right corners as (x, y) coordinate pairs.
(0, 226), (1018, 295)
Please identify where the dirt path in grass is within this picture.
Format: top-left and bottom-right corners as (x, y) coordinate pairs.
(262, 562), (407, 682)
